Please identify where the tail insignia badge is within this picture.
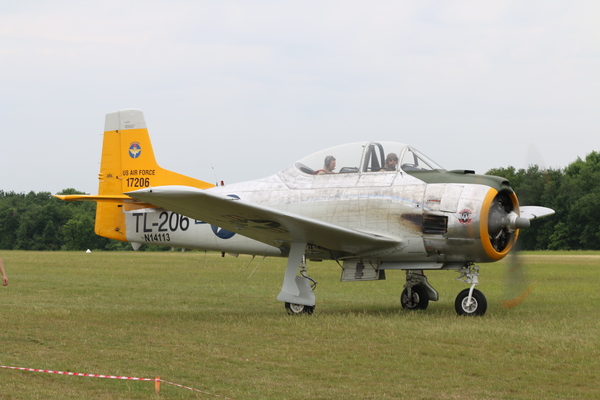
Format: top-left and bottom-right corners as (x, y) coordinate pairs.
(129, 142), (142, 159)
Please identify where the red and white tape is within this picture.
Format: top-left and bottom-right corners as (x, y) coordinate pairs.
(1, 365), (155, 381)
(1, 365), (236, 399)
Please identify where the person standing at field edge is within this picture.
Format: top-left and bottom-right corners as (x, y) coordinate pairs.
(0, 257), (7, 286)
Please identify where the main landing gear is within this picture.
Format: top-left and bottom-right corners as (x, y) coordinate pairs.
(401, 270), (438, 310)
(284, 262), (317, 315)
(277, 242), (317, 315)
(401, 264), (488, 316)
(284, 301), (315, 315)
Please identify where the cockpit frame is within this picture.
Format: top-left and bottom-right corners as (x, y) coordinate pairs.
(294, 141), (444, 176)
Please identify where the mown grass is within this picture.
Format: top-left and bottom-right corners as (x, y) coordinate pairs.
(0, 251), (598, 399)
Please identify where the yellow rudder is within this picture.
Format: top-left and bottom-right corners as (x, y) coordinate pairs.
(101, 109), (214, 196)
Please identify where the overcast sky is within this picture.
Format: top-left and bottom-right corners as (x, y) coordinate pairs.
(1, 1), (598, 195)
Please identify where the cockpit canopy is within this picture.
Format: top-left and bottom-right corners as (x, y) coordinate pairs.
(295, 141), (444, 175)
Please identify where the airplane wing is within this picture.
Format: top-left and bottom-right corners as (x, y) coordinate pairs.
(127, 186), (401, 256)
(520, 206), (555, 220)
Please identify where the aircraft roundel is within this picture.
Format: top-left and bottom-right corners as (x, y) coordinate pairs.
(129, 142), (142, 159)
(211, 225), (236, 239)
(210, 194), (240, 239)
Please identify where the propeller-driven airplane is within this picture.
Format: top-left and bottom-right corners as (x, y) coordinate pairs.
(56, 109), (554, 316)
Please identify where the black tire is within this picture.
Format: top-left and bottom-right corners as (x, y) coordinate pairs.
(401, 285), (429, 310)
(455, 288), (487, 316)
(285, 302), (315, 315)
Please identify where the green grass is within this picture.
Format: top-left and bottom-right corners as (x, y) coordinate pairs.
(1, 251), (599, 399)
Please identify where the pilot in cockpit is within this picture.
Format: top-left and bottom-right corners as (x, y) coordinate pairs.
(313, 155), (336, 175)
(380, 153), (398, 172)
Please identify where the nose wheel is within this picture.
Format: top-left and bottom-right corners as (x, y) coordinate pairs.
(455, 288), (487, 316)
(455, 264), (488, 316)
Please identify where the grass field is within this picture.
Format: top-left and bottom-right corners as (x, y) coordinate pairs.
(0, 250), (599, 399)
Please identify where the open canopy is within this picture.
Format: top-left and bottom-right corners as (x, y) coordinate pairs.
(295, 141), (445, 175)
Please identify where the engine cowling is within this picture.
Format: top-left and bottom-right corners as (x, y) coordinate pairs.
(423, 185), (526, 263)
(479, 188), (526, 261)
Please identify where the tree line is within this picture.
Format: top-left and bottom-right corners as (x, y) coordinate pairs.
(1, 151), (599, 251)
(0, 189), (128, 251)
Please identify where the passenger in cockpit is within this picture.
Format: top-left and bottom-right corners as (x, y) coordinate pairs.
(313, 155), (336, 175)
(380, 153), (398, 172)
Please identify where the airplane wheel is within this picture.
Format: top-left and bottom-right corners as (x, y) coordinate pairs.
(401, 285), (429, 310)
(285, 302), (315, 315)
(455, 288), (487, 316)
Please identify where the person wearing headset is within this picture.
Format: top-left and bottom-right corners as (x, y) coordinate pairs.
(380, 153), (398, 172)
(314, 155), (336, 175)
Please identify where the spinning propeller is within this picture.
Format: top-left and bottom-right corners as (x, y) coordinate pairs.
(496, 144), (551, 309)
(487, 191), (530, 253)
(502, 241), (535, 309)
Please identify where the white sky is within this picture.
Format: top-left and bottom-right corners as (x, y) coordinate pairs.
(1, 0), (598, 194)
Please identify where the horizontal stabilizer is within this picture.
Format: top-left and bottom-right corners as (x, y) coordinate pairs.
(54, 194), (133, 203)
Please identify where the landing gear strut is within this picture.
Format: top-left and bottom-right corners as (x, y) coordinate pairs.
(284, 259), (317, 315)
(455, 264), (487, 316)
(277, 242), (317, 315)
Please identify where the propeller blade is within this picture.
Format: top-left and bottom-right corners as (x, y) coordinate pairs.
(520, 206), (555, 221)
(501, 243), (534, 309)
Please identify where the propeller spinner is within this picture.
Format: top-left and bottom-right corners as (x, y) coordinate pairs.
(487, 190), (530, 252)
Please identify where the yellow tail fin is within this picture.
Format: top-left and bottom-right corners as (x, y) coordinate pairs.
(56, 109), (214, 241)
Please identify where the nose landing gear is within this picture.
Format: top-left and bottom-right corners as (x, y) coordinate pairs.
(455, 264), (487, 316)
